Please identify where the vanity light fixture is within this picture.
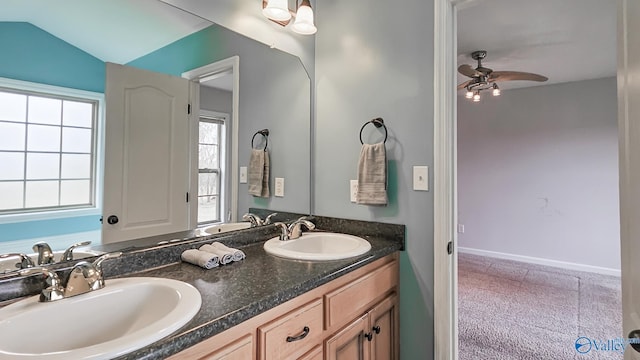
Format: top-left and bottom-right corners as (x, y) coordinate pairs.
(262, 0), (317, 35)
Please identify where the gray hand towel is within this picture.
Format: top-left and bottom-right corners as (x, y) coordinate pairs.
(248, 149), (270, 197)
(181, 249), (219, 269)
(356, 142), (388, 205)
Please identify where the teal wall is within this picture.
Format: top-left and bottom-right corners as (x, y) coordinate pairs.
(0, 22), (104, 243)
(0, 22), (105, 93)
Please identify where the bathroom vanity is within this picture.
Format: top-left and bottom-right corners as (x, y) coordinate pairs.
(0, 215), (404, 359)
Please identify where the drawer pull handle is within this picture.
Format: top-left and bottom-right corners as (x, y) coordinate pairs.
(365, 332), (373, 341)
(286, 326), (310, 342)
(372, 325), (381, 334)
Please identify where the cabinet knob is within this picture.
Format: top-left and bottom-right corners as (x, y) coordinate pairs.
(365, 332), (373, 342)
(372, 325), (381, 334)
(286, 326), (310, 342)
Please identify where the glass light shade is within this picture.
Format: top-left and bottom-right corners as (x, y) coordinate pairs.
(263, 0), (291, 21)
(465, 90), (473, 99)
(473, 93), (481, 102)
(291, 5), (317, 35)
(492, 88), (501, 96)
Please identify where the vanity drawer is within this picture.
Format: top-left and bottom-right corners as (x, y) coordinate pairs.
(324, 260), (398, 328)
(258, 298), (324, 360)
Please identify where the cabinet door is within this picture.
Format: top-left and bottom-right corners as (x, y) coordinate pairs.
(369, 294), (398, 360)
(201, 335), (253, 360)
(103, 62), (191, 243)
(298, 345), (323, 360)
(325, 314), (370, 360)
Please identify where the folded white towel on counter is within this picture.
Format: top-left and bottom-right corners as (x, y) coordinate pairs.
(199, 244), (234, 265)
(209, 242), (246, 262)
(181, 249), (219, 269)
(356, 142), (388, 206)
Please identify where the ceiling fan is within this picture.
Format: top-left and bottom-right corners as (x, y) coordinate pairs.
(458, 50), (548, 101)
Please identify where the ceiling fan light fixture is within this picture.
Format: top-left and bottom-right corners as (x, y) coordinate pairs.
(492, 84), (500, 97)
(473, 91), (481, 102)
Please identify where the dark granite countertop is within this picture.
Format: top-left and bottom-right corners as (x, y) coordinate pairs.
(115, 234), (401, 360)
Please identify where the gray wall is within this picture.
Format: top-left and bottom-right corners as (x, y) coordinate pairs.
(200, 86), (232, 114)
(314, 0), (434, 358)
(458, 77), (620, 270)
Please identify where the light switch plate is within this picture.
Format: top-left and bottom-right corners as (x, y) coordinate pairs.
(413, 166), (429, 191)
(239, 167), (247, 183)
(275, 177), (285, 197)
(350, 180), (358, 203)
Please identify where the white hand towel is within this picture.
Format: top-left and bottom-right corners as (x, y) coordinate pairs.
(356, 142), (388, 205)
(199, 244), (234, 265)
(248, 149), (270, 198)
(210, 242), (246, 262)
(181, 249), (219, 269)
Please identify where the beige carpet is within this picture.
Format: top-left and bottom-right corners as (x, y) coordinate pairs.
(458, 253), (622, 360)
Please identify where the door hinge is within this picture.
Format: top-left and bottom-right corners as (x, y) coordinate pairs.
(186, 192), (190, 203)
(447, 241), (453, 255)
(187, 104), (191, 114)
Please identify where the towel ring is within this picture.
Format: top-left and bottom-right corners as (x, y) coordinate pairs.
(359, 118), (387, 144)
(251, 129), (269, 150)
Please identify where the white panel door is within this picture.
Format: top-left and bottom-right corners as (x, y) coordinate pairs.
(619, 1), (640, 358)
(103, 63), (191, 243)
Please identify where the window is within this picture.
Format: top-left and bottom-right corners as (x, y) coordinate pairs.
(198, 113), (227, 224)
(0, 82), (99, 215)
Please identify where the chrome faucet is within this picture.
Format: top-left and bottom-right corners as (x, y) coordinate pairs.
(19, 252), (122, 302)
(242, 212), (278, 227)
(0, 253), (35, 270)
(60, 241), (92, 261)
(273, 218), (316, 241)
(32, 242), (55, 265)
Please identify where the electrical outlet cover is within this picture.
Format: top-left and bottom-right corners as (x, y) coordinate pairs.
(350, 180), (358, 202)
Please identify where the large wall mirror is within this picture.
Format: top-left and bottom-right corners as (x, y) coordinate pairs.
(0, 0), (311, 266)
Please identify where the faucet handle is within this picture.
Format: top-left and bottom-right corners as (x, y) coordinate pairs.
(0, 253), (35, 270)
(288, 219), (316, 239)
(242, 213), (263, 227)
(264, 213), (279, 225)
(65, 252), (122, 298)
(32, 242), (54, 265)
(92, 252), (122, 273)
(18, 267), (65, 302)
(273, 222), (289, 241)
(60, 241), (92, 262)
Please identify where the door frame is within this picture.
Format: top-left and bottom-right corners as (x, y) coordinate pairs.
(433, 0), (506, 358)
(182, 56), (240, 225)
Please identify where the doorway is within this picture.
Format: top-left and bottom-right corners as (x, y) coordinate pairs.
(433, 0), (627, 359)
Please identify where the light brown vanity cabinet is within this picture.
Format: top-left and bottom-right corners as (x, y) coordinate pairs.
(169, 253), (398, 360)
(325, 294), (398, 360)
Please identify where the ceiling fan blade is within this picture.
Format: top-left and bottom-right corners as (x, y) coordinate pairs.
(457, 80), (473, 90)
(458, 64), (482, 78)
(489, 71), (548, 82)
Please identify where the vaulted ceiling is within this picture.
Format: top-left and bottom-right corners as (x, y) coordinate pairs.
(457, 0), (616, 90)
(1, 0), (210, 64)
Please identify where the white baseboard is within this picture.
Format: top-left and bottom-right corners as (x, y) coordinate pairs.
(458, 246), (621, 277)
(0, 230), (101, 255)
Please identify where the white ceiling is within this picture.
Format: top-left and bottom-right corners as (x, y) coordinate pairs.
(1, 0), (211, 64)
(457, 0), (617, 91)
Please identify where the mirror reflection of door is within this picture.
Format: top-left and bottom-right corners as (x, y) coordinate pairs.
(103, 63), (191, 244)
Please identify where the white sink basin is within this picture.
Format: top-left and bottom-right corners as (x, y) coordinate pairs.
(200, 222), (251, 235)
(264, 232), (372, 261)
(0, 277), (201, 359)
(0, 249), (104, 274)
